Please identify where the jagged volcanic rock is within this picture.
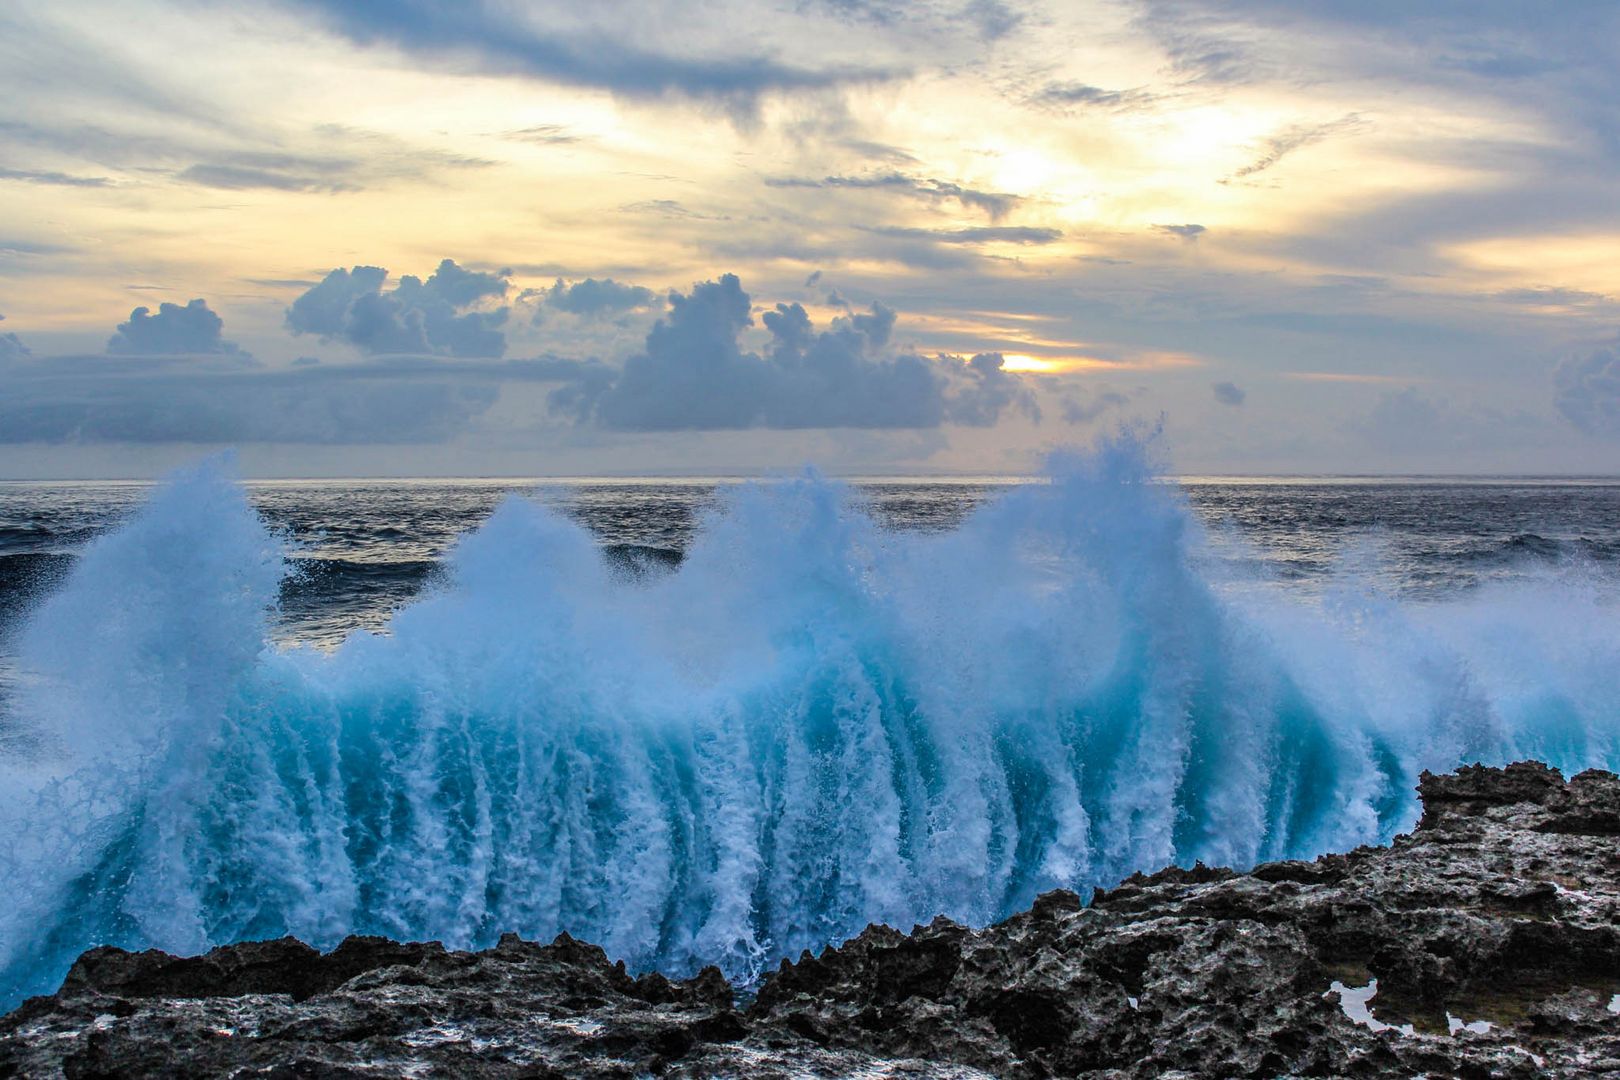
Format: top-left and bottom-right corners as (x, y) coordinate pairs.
(3, 762), (1617, 1078)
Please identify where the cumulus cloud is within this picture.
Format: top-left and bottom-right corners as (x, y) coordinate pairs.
(583, 273), (1035, 431)
(946, 352), (1041, 425)
(1554, 342), (1620, 439)
(3, 272), (1044, 448)
(106, 299), (249, 357)
(1212, 380), (1246, 405)
(286, 259), (511, 357)
(541, 277), (658, 317)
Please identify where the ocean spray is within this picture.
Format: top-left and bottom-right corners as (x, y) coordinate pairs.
(1, 434), (1616, 1010)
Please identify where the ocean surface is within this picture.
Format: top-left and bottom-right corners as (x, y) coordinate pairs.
(1, 438), (1619, 1008)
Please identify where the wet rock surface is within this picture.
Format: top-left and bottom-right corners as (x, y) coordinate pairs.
(3, 761), (1618, 1078)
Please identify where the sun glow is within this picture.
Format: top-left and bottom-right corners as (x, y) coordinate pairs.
(998, 353), (1063, 373)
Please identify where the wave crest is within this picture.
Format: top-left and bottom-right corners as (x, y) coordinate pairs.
(1, 436), (1617, 1007)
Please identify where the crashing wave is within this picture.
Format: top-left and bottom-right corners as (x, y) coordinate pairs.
(1, 432), (1617, 1009)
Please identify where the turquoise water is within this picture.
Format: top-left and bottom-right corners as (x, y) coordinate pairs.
(1, 434), (1617, 1009)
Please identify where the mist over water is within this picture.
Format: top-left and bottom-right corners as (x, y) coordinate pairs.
(1, 435), (1618, 1009)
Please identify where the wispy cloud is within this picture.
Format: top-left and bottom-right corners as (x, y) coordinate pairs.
(1492, 286), (1610, 307)
(176, 163), (359, 193)
(1282, 371), (1430, 384)
(1028, 81), (1156, 112)
(861, 225), (1063, 245)
(502, 124), (583, 146)
(288, 0), (900, 118)
(0, 166), (111, 187)
(766, 172), (1022, 220)
(1226, 113), (1364, 181)
(1156, 223), (1206, 241)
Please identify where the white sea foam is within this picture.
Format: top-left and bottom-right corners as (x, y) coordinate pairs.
(1, 434), (1616, 1009)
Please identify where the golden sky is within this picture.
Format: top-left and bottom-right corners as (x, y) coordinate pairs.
(1, 0), (1618, 476)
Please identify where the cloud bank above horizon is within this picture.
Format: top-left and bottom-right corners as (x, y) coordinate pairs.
(1, 0), (1619, 476)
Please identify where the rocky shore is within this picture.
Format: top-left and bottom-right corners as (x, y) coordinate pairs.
(2, 761), (1617, 1078)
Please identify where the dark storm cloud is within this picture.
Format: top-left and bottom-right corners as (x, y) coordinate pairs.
(1553, 342), (1620, 440)
(583, 273), (1035, 431)
(286, 259), (511, 358)
(766, 172), (1022, 220)
(1211, 380), (1246, 406)
(289, 0), (895, 115)
(541, 278), (658, 317)
(106, 299), (249, 357)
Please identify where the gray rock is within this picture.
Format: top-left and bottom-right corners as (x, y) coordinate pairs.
(3, 761), (1618, 1078)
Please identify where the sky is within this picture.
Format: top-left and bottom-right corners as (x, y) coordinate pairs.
(2, 0), (1619, 478)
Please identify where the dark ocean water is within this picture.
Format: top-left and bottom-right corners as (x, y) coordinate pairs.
(0, 479), (1009, 656)
(0, 452), (1618, 1009)
(4, 474), (1618, 653)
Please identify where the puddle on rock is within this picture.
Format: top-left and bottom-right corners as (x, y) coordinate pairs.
(1327, 979), (1415, 1037)
(1446, 1014), (1491, 1035)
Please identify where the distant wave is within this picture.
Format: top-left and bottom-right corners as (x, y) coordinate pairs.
(1, 433), (1617, 1009)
